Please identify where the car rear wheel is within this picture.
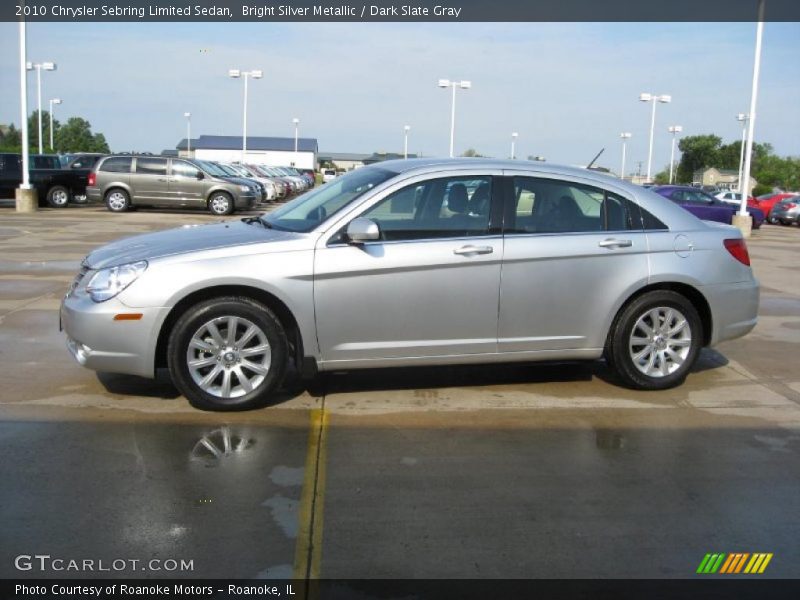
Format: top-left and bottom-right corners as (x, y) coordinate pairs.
(105, 189), (130, 212)
(167, 297), (288, 411)
(47, 185), (70, 208)
(208, 192), (234, 216)
(605, 290), (702, 390)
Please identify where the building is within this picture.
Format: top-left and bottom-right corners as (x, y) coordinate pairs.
(176, 135), (318, 169)
(362, 152), (418, 165)
(692, 167), (757, 193)
(317, 152), (371, 172)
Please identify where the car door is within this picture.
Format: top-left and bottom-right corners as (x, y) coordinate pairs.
(313, 172), (503, 364)
(130, 157), (169, 203)
(497, 173), (650, 354)
(169, 160), (206, 206)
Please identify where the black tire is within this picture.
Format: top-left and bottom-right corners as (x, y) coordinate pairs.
(208, 192), (234, 216)
(768, 214), (779, 225)
(605, 290), (702, 390)
(105, 188), (131, 212)
(46, 185), (70, 208)
(167, 296), (288, 411)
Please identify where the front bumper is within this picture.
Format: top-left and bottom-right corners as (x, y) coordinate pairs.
(234, 191), (257, 209)
(60, 293), (167, 379)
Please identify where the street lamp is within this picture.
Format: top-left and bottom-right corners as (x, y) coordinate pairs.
(736, 113), (749, 195)
(739, 0), (765, 226)
(438, 79), (471, 158)
(48, 98), (61, 151)
(292, 117), (300, 166)
(403, 125), (410, 159)
(667, 125), (683, 184)
(510, 132), (518, 159)
(26, 61), (57, 154)
(639, 92), (671, 182)
(184, 112), (191, 155)
(229, 68), (262, 162)
(619, 132), (632, 180)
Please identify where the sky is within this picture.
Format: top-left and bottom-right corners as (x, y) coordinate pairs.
(0, 21), (798, 174)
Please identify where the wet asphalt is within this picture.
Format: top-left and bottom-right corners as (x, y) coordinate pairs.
(1, 204), (799, 580)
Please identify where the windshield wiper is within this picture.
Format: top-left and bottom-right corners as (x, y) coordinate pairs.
(241, 215), (272, 228)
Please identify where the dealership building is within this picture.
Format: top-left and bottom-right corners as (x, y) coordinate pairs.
(176, 135), (318, 169)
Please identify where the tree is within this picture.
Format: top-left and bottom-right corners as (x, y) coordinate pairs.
(653, 166), (671, 185)
(54, 117), (110, 153)
(27, 110), (60, 153)
(461, 148), (485, 157)
(675, 134), (722, 184)
(0, 124), (22, 152)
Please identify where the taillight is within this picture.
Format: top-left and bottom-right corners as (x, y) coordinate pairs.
(724, 238), (750, 266)
(87, 172), (96, 187)
(784, 202), (797, 209)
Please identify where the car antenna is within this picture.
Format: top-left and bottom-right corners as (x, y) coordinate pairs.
(586, 148), (604, 170)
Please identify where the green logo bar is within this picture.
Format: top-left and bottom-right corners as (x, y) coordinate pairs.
(697, 553), (727, 574)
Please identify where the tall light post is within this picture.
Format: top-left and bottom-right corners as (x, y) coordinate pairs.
(619, 132), (632, 180)
(667, 125), (683, 184)
(738, 0), (765, 230)
(292, 117), (300, 166)
(228, 68), (262, 162)
(403, 125), (410, 159)
(438, 79), (471, 157)
(639, 92), (671, 182)
(48, 98), (61, 151)
(510, 132), (518, 159)
(736, 113), (749, 195)
(184, 112), (191, 155)
(18, 21), (31, 194)
(26, 61), (57, 154)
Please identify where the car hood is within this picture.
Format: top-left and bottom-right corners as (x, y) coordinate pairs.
(85, 220), (299, 269)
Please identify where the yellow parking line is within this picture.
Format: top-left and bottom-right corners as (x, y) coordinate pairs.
(293, 407), (330, 583)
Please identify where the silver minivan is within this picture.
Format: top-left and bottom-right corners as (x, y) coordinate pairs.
(63, 159), (758, 411)
(86, 156), (258, 215)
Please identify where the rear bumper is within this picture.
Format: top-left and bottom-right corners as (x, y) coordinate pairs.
(86, 187), (102, 203)
(701, 279), (760, 346)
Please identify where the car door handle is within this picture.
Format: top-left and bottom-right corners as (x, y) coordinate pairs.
(598, 238), (633, 248)
(158, 178), (168, 182)
(453, 245), (494, 256)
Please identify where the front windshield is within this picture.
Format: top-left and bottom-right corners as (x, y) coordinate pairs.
(216, 163), (238, 176)
(264, 167), (396, 232)
(198, 161), (229, 178)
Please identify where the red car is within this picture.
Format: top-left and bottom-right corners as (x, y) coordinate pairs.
(757, 192), (797, 221)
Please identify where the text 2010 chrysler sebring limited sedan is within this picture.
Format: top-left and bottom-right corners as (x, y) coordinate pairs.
(60, 159), (759, 410)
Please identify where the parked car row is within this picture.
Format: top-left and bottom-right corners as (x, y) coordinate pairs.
(768, 195), (800, 225)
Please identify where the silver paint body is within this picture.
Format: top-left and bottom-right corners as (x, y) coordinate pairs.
(61, 159), (759, 379)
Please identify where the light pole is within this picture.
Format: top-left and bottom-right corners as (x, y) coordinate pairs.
(184, 112), (191, 155)
(668, 125), (683, 184)
(736, 113), (749, 195)
(619, 132), (631, 180)
(18, 21), (31, 193)
(292, 117), (300, 166)
(510, 132), (518, 159)
(738, 0), (765, 228)
(48, 98), (61, 151)
(228, 69), (262, 162)
(438, 79), (471, 157)
(639, 92), (671, 182)
(26, 61), (56, 155)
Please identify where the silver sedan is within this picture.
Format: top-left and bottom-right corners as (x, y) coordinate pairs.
(61, 159), (759, 410)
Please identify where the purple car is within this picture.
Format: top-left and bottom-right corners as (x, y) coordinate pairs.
(652, 185), (764, 229)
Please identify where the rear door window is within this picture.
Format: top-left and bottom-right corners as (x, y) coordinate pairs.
(135, 158), (167, 175)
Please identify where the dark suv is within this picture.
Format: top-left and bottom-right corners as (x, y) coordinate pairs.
(87, 156), (258, 215)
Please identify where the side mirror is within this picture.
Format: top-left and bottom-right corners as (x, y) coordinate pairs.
(346, 218), (380, 243)
(196, 171), (205, 180)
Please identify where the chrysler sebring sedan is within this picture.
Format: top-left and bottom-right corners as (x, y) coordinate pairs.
(60, 159), (759, 410)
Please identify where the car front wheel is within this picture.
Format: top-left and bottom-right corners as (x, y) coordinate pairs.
(208, 192), (234, 216)
(605, 290), (702, 390)
(167, 297), (288, 411)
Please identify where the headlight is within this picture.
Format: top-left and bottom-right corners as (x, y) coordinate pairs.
(85, 261), (148, 303)
(239, 185), (250, 192)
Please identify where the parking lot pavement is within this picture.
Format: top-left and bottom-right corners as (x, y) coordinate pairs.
(0, 206), (799, 579)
